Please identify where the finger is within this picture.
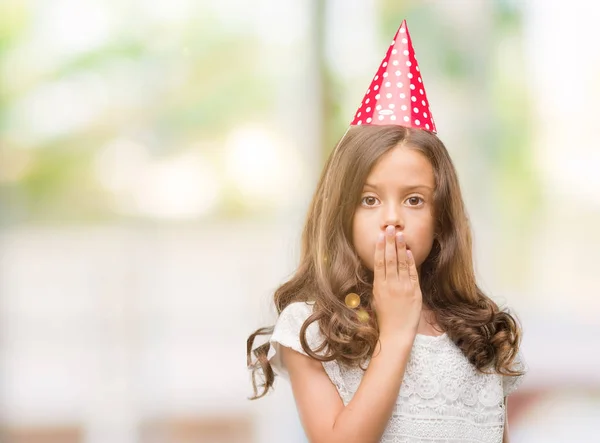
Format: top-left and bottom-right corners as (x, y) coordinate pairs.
(406, 249), (419, 283)
(385, 226), (398, 281)
(373, 232), (385, 281)
(396, 232), (409, 277)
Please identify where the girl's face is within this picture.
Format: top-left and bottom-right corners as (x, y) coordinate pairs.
(352, 145), (436, 271)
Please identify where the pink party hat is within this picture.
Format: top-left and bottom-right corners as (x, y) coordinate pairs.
(350, 20), (437, 133)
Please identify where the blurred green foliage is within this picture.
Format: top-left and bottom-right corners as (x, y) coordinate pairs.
(0, 0), (541, 240)
(0, 2), (272, 224)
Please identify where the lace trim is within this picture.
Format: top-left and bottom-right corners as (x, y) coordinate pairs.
(322, 361), (351, 404)
(381, 415), (503, 442)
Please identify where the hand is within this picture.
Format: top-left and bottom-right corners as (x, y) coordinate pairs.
(372, 225), (422, 340)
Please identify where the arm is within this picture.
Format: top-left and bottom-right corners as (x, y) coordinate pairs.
(283, 334), (414, 443)
(502, 397), (510, 443)
(283, 228), (420, 443)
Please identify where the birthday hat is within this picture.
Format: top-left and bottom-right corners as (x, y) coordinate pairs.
(350, 20), (437, 133)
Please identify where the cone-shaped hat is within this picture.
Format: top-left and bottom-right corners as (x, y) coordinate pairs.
(350, 20), (437, 133)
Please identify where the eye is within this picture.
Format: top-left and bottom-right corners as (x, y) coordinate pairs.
(406, 196), (424, 206)
(360, 196), (380, 207)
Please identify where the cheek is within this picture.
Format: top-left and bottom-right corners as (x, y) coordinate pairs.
(352, 212), (377, 268)
(410, 218), (436, 262)
(414, 219), (435, 238)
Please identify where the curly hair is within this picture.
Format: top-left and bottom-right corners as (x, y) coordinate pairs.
(246, 125), (524, 400)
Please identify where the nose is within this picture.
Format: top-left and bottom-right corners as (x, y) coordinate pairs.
(381, 204), (404, 232)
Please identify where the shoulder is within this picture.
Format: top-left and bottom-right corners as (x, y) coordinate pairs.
(268, 301), (325, 379)
(501, 343), (529, 397)
(495, 305), (528, 397)
(271, 301), (321, 357)
(278, 301), (315, 322)
(274, 301), (318, 338)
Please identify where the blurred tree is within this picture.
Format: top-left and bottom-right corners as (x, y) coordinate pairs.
(487, 2), (542, 285)
(0, 2), (272, 224)
(315, 0), (342, 162)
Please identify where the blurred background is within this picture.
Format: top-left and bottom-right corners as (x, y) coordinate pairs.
(0, 0), (599, 442)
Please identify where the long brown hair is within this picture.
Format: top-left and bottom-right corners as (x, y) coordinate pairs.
(246, 125), (524, 400)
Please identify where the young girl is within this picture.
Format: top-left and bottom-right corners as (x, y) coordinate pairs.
(247, 20), (527, 443)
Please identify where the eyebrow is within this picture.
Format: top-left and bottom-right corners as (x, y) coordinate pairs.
(363, 183), (433, 192)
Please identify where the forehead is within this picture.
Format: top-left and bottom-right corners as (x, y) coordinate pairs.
(365, 145), (434, 188)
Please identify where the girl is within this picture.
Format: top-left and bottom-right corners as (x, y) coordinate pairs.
(247, 20), (527, 443)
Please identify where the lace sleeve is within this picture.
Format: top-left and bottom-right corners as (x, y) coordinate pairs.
(502, 349), (528, 397)
(267, 301), (321, 379)
(266, 302), (351, 403)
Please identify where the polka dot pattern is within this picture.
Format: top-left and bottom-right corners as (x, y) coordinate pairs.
(350, 20), (437, 133)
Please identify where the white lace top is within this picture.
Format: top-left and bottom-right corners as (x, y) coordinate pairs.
(267, 301), (528, 443)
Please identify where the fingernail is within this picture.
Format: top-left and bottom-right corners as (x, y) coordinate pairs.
(378, 233), (384, 242)
(396, 232), (404, 242)
(407, 249), (413, 260)
(386, 226), (394, 235)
